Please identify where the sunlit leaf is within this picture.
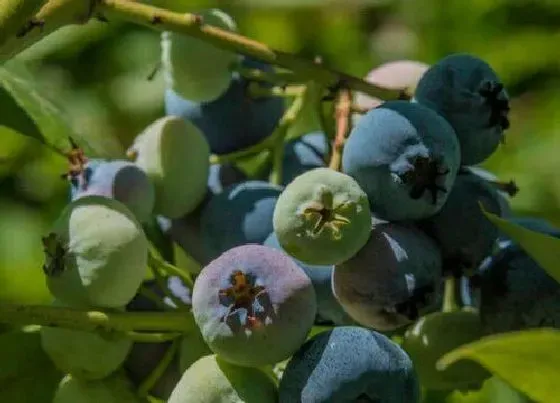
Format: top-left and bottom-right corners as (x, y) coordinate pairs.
(481, 206), (560, 284)
(437, 329), (560, 403)
(0, 64), (110, 158)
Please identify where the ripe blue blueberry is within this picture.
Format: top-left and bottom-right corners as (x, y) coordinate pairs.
(414, 53), (510, 165)
(69, 159), (155, 223)
(279, 326), (420, 403)
(281, 131), (329, 186)
(479, 221), (560, 333)
(419, 170), (505, 273)
(165, 57), (285, 155)
(333, 222), (442, 331)
(192, 244), (316, 367)
(342, 100), (461, 221)
(200, 180), (283, 260)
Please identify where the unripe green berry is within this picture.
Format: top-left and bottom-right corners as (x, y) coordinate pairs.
(129, 116), (210, 218)
(44, 196), (148, 308)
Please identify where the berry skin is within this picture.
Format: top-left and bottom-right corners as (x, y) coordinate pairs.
(43, 196), (148, 308)
(128, 115), (210, 219)
(332, 222), (442, 331)
(168, 354), (278, 403)
(165, 57), (285, 155)
(208, 163), (248, 195)
(200, 180), (283, 260)
(279, 326), (420, 403)
(40, 303), (132, 380)
(342, 100), (461, 221)
(281, 131), (329, 186)
(273, 167), (372, 266)
(414, 53), (510, 165)
(479, 223), (560, 334)
(192, 244), (316, 367)
(419, 170), (505, 273)
(69, 159), (155, 223)
(161, 9), (239, 103)
(53, 374), (142, 403)
(401, 310), (490, 390)
(264, 231), (355, 326)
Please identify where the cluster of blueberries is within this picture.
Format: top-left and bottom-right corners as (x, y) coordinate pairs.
(38, 8), (559, 403)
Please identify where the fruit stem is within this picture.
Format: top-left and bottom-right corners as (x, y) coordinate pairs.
(2, 0), (397, 96)
(138, 286), (170, 311)
(0, 304), (195, 332)
(124, 331), (182, 343)
(248, 82), (306, 98)
(328, 88), (352, 171)
(148, 250), (194, 290)
(210, 91), (303, 166)
(442, 275), (461, 313)
(488, 179), (519, 197)
(148, 256), (191, 311)
(138, 338), (180, 398)
(236, 66), (304, 86)
(269, 128), (287, 186)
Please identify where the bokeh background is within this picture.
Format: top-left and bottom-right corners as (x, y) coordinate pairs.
(1, 0), (559, 307)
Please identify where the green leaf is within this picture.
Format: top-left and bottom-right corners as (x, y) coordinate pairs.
(437, 329), (560, 403)
(0, 64), (111, 158)
(481, 206), (560, 284)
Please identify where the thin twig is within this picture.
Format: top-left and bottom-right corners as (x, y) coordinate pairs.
(328, 88), (352, 171)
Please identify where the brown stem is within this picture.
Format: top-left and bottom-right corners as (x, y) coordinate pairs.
(328, 88), (352, 171)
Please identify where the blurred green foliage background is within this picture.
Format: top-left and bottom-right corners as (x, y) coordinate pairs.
(1, 0), (559, 307)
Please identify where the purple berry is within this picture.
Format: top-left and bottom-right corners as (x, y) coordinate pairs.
(192, 244), (316, 367)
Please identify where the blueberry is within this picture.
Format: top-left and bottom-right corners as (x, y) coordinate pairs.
(128, 116), (210, 219)
(44, 196), (148, 308)
(273, 167), (372, 265)
(463, 166), (512, 217)
(278, 326), (420, 403)
(168, 354), (278, 403)
(414, 53), (510, 165)
(161, 9), (239, 103)
(264, 232), (355, 326)
(419, 170), (505, 273)
(53, 374), (141, 403)
(479, 222), (560, 333)
(342, 100), (461, 221)
(200, 180), (283, 260)
(281, 131), (329, 186)
(192, 244), (316, 367)
(208, 163), (248, 196)
(165, 57), (285, 155)
(69, 159), (155, 223)
(332, 222), (442, 331)
(40, 302), (132, 380)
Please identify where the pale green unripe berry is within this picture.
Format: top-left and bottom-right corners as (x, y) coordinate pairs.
(273, 168), (372, 265)
(168, 354), (278, 403)
(53, 374), (142, 403)
(161, 9), (239, 102)
(129, 116), (210, 218)
(44, 196), (148, 308)
(41, 302), (132, 380)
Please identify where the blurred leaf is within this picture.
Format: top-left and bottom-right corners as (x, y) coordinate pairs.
(437, 329), (560, 403)
(482, 207), (560, 284)
(0, 64), (107, 158)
